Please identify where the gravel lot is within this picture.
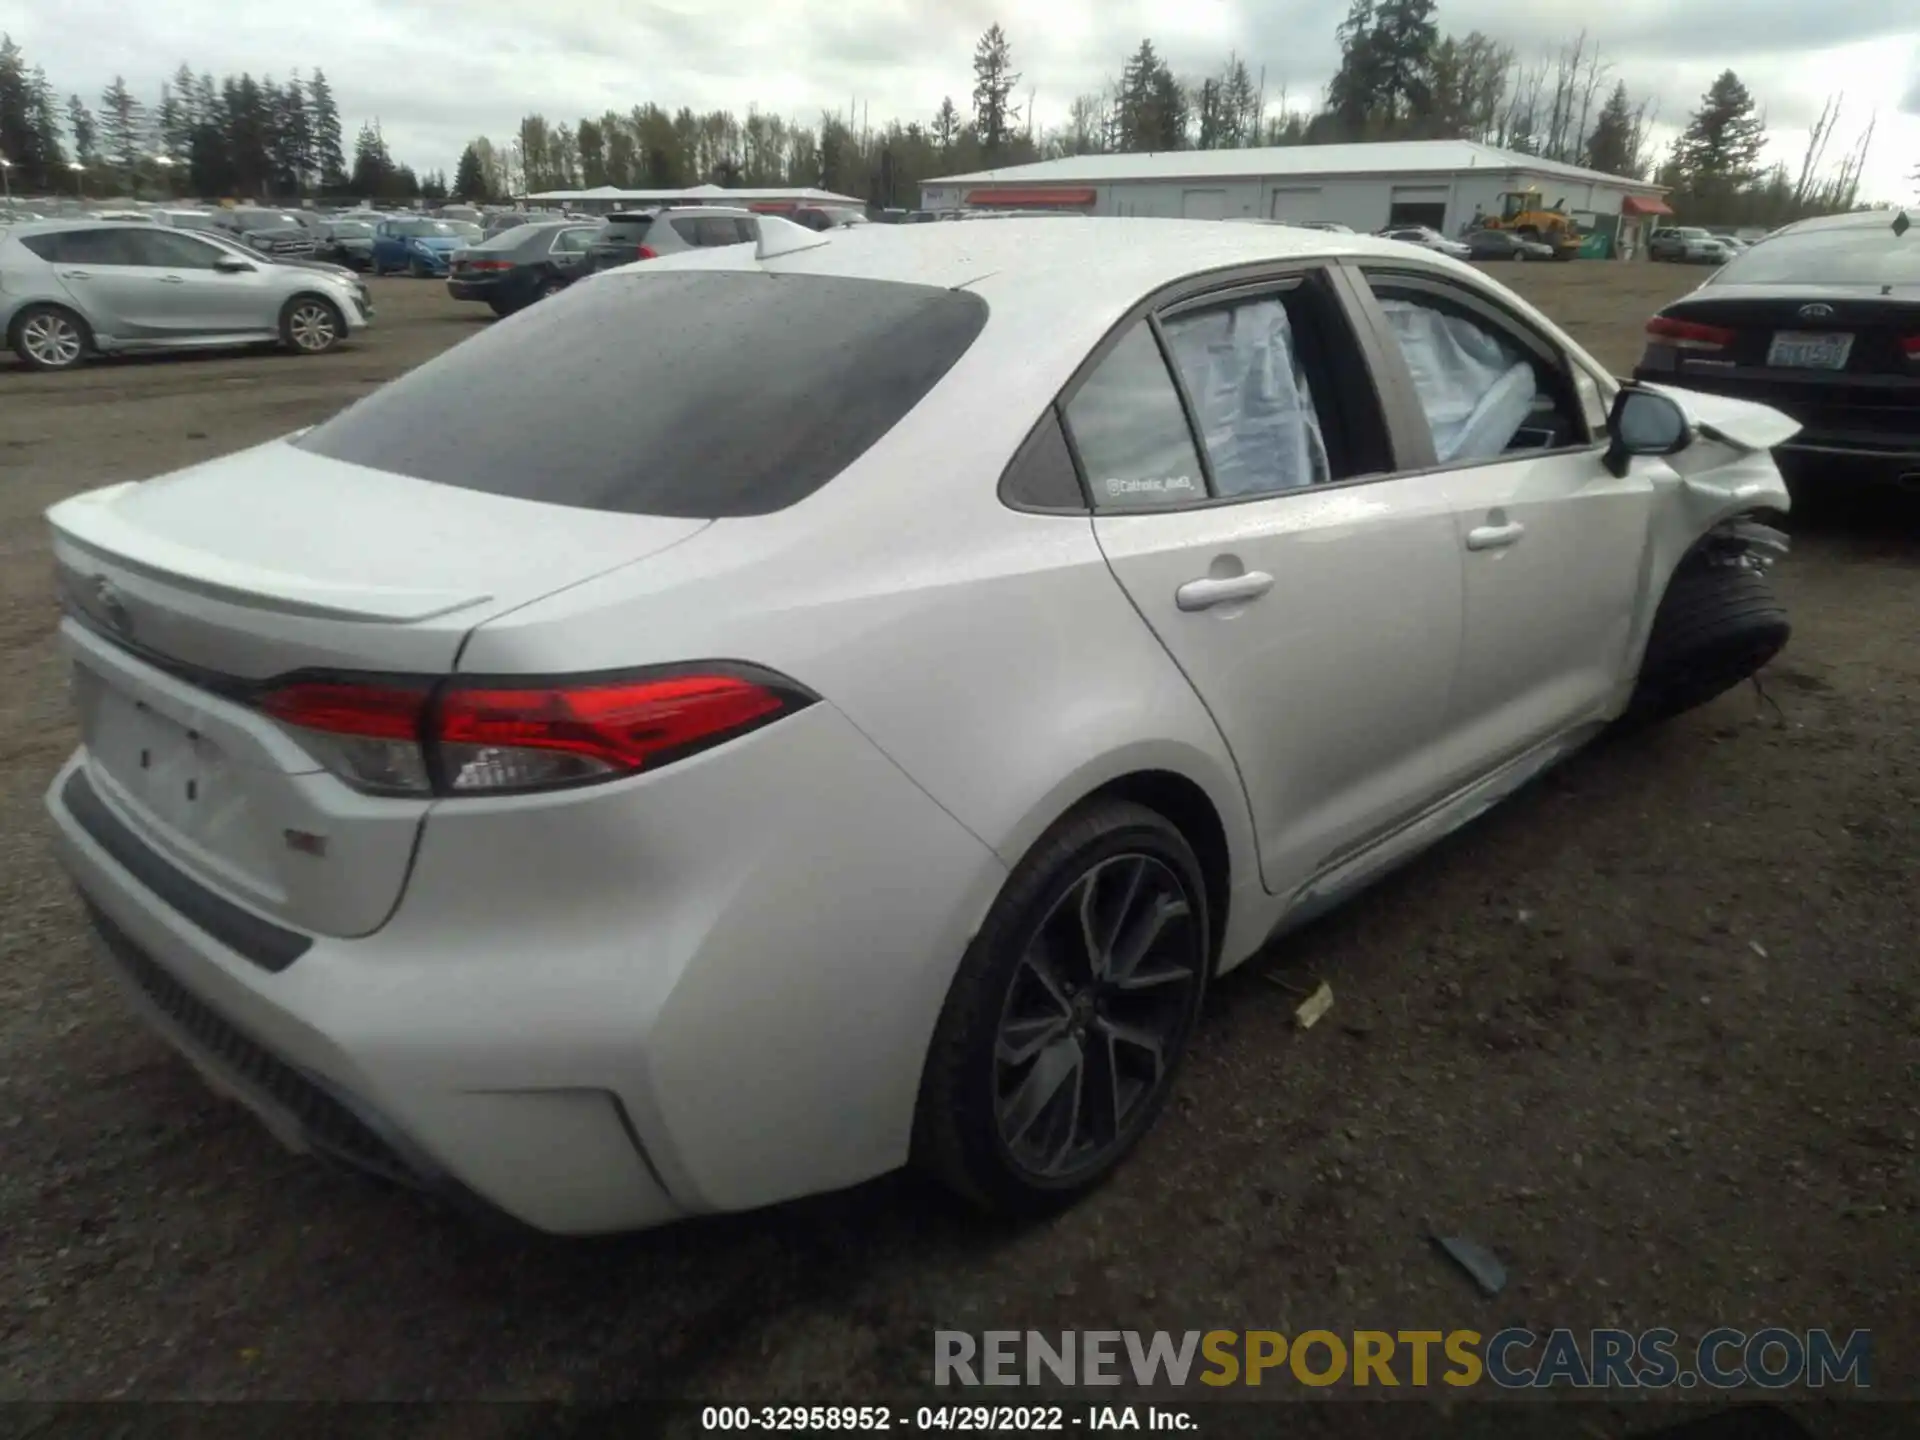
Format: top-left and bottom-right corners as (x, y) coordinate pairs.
(1, 261), (1914, 1412)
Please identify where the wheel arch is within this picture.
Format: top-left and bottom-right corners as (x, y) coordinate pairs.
(8, 299), (94, 353)
(989, 744), (1254, 972)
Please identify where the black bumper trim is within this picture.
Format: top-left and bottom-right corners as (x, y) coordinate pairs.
(84, 901), (537, 1230)
(61, 767), (312, 973)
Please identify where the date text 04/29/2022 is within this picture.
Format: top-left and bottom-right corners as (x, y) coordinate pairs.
(700, 1405), (1194, 1431)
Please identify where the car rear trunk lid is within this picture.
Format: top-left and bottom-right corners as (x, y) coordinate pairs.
(49, 440), (709, 938)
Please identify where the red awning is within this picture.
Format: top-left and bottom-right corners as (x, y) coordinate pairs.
(1621, 196), (1673, 217)
(964, 187), (1097, 207)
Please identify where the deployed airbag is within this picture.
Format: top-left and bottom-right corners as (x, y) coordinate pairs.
(1378, 299), (1539, 463)
(1163, 299), (1330, 495)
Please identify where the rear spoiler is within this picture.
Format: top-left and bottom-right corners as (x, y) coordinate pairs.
(48, 483), (492, 623)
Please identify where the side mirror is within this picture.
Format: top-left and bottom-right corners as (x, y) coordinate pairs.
(213, 255), (254, 273)
(1604, 387), (1691, 477)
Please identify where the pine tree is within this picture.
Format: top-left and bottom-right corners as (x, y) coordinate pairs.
(1672, 70), (1766, 199)
(28, 66), (65, 178)
(0, 36), (36, 188)
(350, 119), (392, 197)
(1584, 81), (1637, 177)
(280, 71), (313, 191)
(307, 67), (346, 190)
(453, 142), (489, 200)
(171, 63), (198, 133)
(932, 97), (960, 153)
(99, 75), (145, 187)
(154, 82), (185, 162)
(970, 25), (1020, 160)
(67, 95), (97, 166)
(1117, 40), (1185, 151)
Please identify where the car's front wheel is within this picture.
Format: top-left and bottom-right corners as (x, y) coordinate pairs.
(1624, 560), (1790, 726)
(9, 303), (92, 371)
(914, 798), (1210, 1215)
(280, 295), (345, 356)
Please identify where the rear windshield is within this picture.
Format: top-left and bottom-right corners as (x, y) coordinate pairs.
(295, 272), (990, 517)
(1713, 226), (1920, 286)
(598, 215), (655, 244)
(480, 223), (562, 251)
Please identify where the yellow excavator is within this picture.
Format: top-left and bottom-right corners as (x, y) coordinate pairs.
(1476, 190), (1583, 260)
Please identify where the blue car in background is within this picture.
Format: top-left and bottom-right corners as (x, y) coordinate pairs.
(370, 218), (465, 277)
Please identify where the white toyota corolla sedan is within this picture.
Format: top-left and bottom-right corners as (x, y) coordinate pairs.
(45, 217), (1799, 1233)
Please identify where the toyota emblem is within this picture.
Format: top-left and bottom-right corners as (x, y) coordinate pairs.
(92, 576), (133, 637)
(1797, 302), (1835, 321)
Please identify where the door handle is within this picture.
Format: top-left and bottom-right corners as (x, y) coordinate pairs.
(1176, 572), (1275, 612)
(61, 270), (93, 281)
(1465, 521), (1526, 551)
(158, 275), (186, 284)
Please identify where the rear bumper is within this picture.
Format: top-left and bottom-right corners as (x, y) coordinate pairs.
(446, 276), (529, 305)
(44, 698), (1007, 1234)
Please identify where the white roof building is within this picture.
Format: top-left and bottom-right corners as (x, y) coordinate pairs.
(920, 140), (1672, 240)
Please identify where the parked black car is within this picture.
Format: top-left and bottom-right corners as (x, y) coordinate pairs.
(1633, 209), (1920, 496)
(1464, 229), (1557, 261)
(445, 220), (603, 315)
(483, 211), (537, 237)
(315, 219), (376, 270)
(791, 205), (867, 232)
(213, 208), (321, 257)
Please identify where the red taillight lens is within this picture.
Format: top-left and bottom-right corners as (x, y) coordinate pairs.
(466, 259), (514, 272)
(254, 679), (433, 795)
(436, 673), (790, 792)
(1646, 315), (1737, 351)
(636, 245), (658, 260)
(253, 668), (809, 797)
(1900, 334), (1920, 358)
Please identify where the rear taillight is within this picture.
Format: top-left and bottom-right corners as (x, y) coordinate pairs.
(255, 679), (433, 796)
(251, 666), (812, 798)
(636, 245), (658, 260)
(1901, 335), (1920, 359)
(1646, 315), (1737, 351)
(466, 259), (513, 272)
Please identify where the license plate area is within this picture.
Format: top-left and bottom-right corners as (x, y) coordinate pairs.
(76, 666), (239, 837)
(1767, 331), (1853, 371)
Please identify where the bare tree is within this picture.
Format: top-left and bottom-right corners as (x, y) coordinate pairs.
(1793, 95), (1842, 206)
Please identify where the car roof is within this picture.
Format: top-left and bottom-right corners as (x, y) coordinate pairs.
(1771, 209), (1910, 237)
(610, 215), (1564, 393)
(4, 218), (158, 236)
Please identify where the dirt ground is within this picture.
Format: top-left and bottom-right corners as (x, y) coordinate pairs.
(1, 262), (1914, 1416)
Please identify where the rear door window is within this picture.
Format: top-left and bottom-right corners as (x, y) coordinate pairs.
(295, 273), (989, 517)
(30, 228), (143, 265)
(1159, 291), (1332, 494)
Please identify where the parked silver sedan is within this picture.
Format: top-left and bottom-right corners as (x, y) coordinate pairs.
(1, 220), (370, 372)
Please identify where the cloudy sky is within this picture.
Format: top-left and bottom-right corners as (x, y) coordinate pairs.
(2, 0), (1916, 198)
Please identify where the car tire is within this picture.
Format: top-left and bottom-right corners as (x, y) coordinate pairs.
(280, 295), (345, 356)
(535, 279), (566, 301)
(913, 797), (1211, 1216)
(8, 303), (93, 372)
(1623, 562), (1790, 726)
(408, 255), (426, 279)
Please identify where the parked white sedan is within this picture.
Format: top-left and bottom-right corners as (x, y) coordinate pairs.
(45, 217), (1798, 1233)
